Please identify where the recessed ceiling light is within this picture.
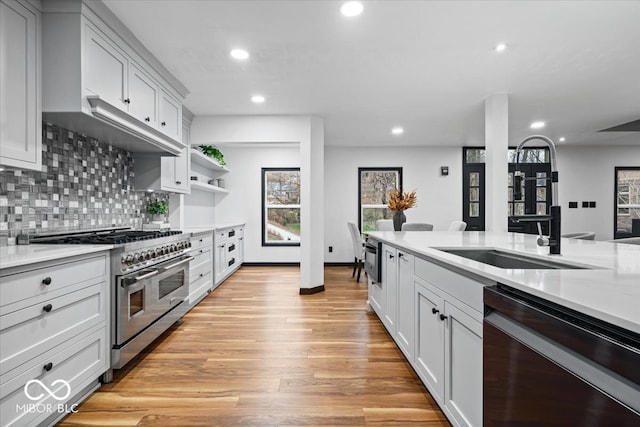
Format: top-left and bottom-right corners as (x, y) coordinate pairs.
(251, 95), (265, 104)
(530, 121), (546, 129)
(230, 49), (249, 60)
(340, 1), (363, 17)
(495, 43), (507, 52)
(391, 127), (404, 135)
(559, 137), (566, 142)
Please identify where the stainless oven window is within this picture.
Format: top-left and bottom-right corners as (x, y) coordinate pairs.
(129, 288), (144, 318)
(158, 270), (185, 300)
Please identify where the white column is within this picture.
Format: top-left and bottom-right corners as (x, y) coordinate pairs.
(299, 117), (325, 291)
(485, 94), (509, 232)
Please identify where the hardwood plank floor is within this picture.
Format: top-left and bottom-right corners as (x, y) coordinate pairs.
(59, 266), (450, 426)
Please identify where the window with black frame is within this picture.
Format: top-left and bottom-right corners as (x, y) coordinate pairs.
(614, 167), (640, 239)
(262, 168), (300, 246)
(358, 167), (402, 232)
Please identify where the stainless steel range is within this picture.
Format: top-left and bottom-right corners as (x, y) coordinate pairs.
(28, 228), (193, 382)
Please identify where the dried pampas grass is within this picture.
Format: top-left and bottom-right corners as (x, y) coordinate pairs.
(388, 189), (417, 212)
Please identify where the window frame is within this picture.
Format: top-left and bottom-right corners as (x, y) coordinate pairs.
(358, 167), (403, 233)
(613, 166), (640, 239)
(261, 167), (301, 247)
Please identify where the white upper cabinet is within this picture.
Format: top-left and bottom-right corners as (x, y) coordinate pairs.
(159, 88), (181, 142)
(0, 0), (42, 171)
(41, 0), (188, 155)
(128, 62), (159, 127)
(84, 24), (127, 111)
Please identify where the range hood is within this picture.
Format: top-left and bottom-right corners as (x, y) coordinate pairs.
(43, 96), (184, 156)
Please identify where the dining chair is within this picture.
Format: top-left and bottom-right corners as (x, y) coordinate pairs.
(347, 221), (365, 281)
(401, 222), (434, 231)
(448, 220), (467, 231)
(375, 219), (394, 231)
(562, 232), (596, 240)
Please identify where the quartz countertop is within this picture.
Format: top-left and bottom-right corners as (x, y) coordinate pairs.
(182, 223), (245, 234)
(366, 231), (640, 334)
(0, 244), (114, 270)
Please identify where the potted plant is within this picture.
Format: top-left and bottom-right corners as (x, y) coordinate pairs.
(197, 145), (226, 167)
(388, 189), (417, 231)
(146, 198), (168, 223)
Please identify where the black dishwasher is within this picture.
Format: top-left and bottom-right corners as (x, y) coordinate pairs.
(484, 284), (640, 426)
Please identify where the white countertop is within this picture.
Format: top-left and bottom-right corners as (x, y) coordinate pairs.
(367, 231), (640, 334)
(182, 223), (245, 234)
(0, 244), (114, 270)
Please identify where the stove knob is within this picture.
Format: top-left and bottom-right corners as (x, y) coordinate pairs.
(162, 246), (168, 255)
(123, 255), (134, 265)
(134, 253), (143, 263)
(144, 251), (151, 260)
(170, 244), (177, 252)
(177, 242), (184, 250)
(151, 249), (157, 258)
(187, 241), (192, 248)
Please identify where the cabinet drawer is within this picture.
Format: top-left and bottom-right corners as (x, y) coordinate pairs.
(0, 283), (106, 376)
(0, 326), (107, 427)
(190, 246), (211, 271)
(190, 260), (211, 285)
(215, 230), (227, 242)
(414, 257), (484, 313)
(191, 233), (213, 251)
(0, 254), (107, 311)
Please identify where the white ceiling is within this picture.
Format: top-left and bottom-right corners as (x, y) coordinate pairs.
(103, 0), (640, 148)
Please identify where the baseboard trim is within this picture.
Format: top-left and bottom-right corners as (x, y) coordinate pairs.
(299, 285), (325, 295)
(242, 262), (301, 267)
(324, 262), (354, 267)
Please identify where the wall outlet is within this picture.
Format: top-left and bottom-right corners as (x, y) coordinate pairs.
(569, 202), (578, 208)
(328, 246), (333, 253)
(582, 201), (589, 208)
(589, 201), (596, 208)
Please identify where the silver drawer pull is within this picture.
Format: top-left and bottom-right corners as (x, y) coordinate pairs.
(161, 256), (194, 271)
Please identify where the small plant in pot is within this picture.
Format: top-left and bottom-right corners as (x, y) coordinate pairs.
(197, 145), (226, 167)
(146, 198), (168, 223)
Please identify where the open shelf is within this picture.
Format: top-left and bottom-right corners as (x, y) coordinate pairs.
(190, 148), (230, 173)
(190, 180), (230, 194)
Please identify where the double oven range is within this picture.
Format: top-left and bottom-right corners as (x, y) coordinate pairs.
(28, 228), (193, 382)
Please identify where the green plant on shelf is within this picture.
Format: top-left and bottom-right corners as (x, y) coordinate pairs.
(197, 145), (226, 167)
(146, 198), (168, 215)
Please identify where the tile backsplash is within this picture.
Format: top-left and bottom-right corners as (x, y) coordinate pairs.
(0, 123), (169, 245)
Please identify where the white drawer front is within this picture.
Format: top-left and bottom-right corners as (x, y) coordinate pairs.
(0, 327), (107, 427)
(188, 272), (211, 304)
(0, 254), (107, 311)
(190, 260), (211, 284)
(215, 230), (227, 242)
(189, 246), (211, 271)
(414, 257), (484, 314)
(190, 233), (213, 251)
(0, 283), (106, 376)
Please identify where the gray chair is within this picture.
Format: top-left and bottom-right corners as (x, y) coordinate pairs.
(562, 232), (596, 240)
(375, 219), (394, 231)
(347, 221), (365, 281)
(448, 220), (467, 231)
(609, 237), (640, 245)
(402, 222), (434, 231)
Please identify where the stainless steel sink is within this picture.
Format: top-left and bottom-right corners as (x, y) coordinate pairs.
(436, 248), (589, 270)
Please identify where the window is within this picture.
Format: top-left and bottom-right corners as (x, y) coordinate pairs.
(614, 167), (640, 239)
(262, 168), (300, 246)
(358, 168), (402, 232)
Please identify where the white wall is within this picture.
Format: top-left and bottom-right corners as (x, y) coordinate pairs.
(215, 146), (301, 263)
(557, 145), (640, 241)
(325, 146), (462, 262)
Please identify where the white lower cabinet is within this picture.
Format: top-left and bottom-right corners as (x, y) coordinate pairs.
(188, 231), (213, 306)
(0, 252), (110, 427)
(214, 225), (245, 287)
(367, 239), (484, 427)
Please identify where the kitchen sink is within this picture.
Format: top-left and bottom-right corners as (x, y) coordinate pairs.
(436, 248), (590, 270)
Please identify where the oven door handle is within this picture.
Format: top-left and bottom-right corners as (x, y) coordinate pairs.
(121, 269), (159, 287)
(160, 256), (194, 272)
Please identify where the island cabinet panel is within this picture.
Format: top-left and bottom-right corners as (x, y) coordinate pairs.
(395, 250), (415, 362)
(367, 276), (384, 317)
(187, 231), (213, 307)
(415, 281), (445, 404)
(381, 244), (397, 335)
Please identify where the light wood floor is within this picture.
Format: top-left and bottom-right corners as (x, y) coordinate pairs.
(60, 266), (449, 426)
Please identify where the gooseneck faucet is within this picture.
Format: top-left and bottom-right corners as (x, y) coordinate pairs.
(513, 135), (561, 255)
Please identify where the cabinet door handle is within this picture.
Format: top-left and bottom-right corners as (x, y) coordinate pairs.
(161, 121), (166, 126)
(123, 98), (131, 104)
(432, 308), (439, 315)
(43, 362), (53, 372)
(43, 304), (53, 313)
(200, 273), (204, 278)
(389, 254), (394, 259)
(145, 117), (150, 122)
(176, 181), (182, 185)
(439, 314), (448, 321)
(199, 239), (204, 243)
(42, 277), (52, 286)
(398, 252), (404, 258)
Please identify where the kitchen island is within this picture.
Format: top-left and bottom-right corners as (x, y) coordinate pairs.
(365, 231), (640, 427)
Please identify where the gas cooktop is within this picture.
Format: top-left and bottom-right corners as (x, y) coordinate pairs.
(26, 228), (182, 245)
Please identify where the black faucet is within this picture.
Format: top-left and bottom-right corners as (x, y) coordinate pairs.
(513, 135), (561, 255)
